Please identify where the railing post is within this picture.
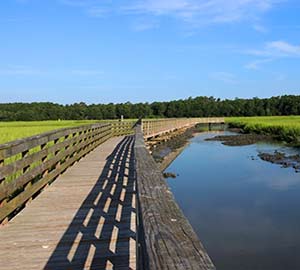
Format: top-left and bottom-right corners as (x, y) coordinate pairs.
(146, 121), (149, 136)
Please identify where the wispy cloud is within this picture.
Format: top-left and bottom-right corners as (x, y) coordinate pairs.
(245, 58), (273, 70)
(245, 40), (300, 69)
(59, 0), (111, 17)
(124, 0), (280, 25)
(59, 0), (281, 27)
(252, 24), (268, 33)
(210, 71), (237, 84)
(247, 40), (300, 57)
(267, 40), (300, 56)
(86, 7), (108, 17)
(131, 18), (159, 31)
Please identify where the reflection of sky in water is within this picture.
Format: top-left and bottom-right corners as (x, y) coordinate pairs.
(166, 132), (300, 270)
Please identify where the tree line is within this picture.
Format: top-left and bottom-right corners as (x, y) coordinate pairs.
(0, 95), (299, 121)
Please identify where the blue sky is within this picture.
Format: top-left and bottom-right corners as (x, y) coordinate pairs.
(0, 0), (300, 104)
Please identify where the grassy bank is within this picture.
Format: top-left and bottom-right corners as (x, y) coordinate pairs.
(226, 116), (300, 145)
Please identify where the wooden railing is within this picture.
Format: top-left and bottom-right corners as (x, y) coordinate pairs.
(134, 121), (215, 270)
(142, 117), (225, 138)
(0, 121), (135, 223)
(111, 120), (136, 136)
(0, 117), (224, 224)
(0, 117), (222, 267)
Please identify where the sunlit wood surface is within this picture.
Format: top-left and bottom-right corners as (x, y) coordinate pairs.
(0, 136), (136, 270)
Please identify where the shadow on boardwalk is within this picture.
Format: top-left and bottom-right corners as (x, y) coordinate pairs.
(45, 136), (136, 270)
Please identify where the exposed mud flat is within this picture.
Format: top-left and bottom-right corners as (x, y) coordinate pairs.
(149, 126), (205, 174)
(258, 151), (300, 173)
(150, 127), (195, 163)
(163, 172), (177, 178)
(207, 132), (300, 173)
(150, 124), (227, 174)
(205, 133), (273, 146)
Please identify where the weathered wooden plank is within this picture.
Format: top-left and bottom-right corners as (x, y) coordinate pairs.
(0, 136), (137, 270)
(0, 132), (113, 221)
(134, 122), (215, 270)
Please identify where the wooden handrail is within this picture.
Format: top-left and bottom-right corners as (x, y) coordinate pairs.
(142, 117), (225, 138)
(0, 117), (222, 267)
(0, 120), (136, 223)
(0, 117), (224, 224)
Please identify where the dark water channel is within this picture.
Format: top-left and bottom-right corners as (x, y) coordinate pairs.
(166, 131), (300, 270)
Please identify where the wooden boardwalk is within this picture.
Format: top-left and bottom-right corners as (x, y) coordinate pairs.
(0, 118), (221, 270)
(0, 136), (137, 270)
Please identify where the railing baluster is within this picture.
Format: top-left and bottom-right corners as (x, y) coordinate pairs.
(0, 158), (8, 225)
(22, 150), (33, 206)
(0, 158), (4, 183)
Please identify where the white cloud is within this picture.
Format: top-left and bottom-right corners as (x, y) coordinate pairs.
(87, 7), (108, 17)
(245, 40), (300, 69)
(131, 18), (159, 31)
(125, 0), (280, 25)
(59, 0), (111, 17)
(60, 0), (281, 26)
(267, 40), (300, 56)
(252, 24), (268, 33)
(247, 40), (300, 58)
(244, 58), (273, 70)
(210, 71), (237, 84)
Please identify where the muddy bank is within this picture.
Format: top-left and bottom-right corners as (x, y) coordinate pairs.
(149, 126), (202, 173)
(159, 145), (186, 172)
(150, 128), (194, 161)
(206, 132), (300, 172)
(163, 172), (177, 178)
(258, 151), (300, 173)
(205, 133), (273, 146)
(149, 124), (227, 174)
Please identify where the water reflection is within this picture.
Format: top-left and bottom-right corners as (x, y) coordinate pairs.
(167, 132), (300, 270)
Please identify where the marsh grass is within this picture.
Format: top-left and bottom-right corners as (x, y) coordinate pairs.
(227, 116), (300, 144)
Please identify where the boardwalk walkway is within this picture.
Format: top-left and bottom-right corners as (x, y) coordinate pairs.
(0, 118), (221, 270)
(0, 136), (137, 270)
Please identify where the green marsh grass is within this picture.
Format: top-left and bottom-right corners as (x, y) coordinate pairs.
(226, 116), (300, 144)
